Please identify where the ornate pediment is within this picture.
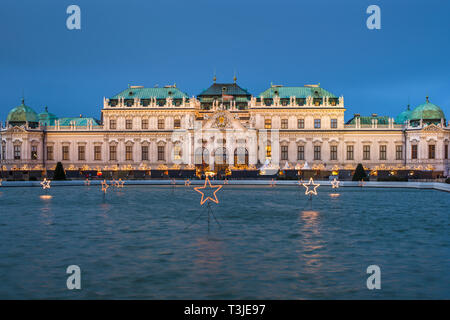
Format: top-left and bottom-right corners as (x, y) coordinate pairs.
(6, 126), (27, 133)
(203, 111), (246, 131)
(421, 124), (442, 132)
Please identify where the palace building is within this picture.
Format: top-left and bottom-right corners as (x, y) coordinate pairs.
(1, 78), (449, 179)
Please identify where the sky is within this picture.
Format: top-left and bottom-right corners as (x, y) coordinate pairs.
(0, 0), (449, 121)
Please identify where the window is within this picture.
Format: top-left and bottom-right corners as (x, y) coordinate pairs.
(158, 118), (165, 130)
(174, 145), (182, 160)
(94, 146), (101, 160)
(297, 118), (304, 129)
(62, 146), (69, 161)
(157, 146), (165, 161)
(281, 119), (288, 129)
(314, 146), (321, 160)
(109, 145), (117, 161)
(330, 145), (337, 160)
(281, 146), (288, 160)
(314, 119), (321, 129)
(141, 119), (148, 130)
(266, 144), (271, 158)
(330, 119), (337, 128)
(264, 118), (272, 129)
(31, 146), (38, 160)
(142, 146), (148, 161)
(411, 145), (418, 159)
(14, 145), (21, 160)
(110, 119), (116, 130)
(379, 145), (387, 160)
(363, 145), (370, 160)
(47, 146), (53, 160)
(78, 145), (85, 161)
(428, 145), (435, 159)
(396, 145), (403, 160)
(297, 145), (304, 160)
(1, 143), (5, 160)
(174, 119), (181, 129)
(445, 145), (449, 160)
(126, 119), (132, 130)
(346, 145), (354, 160)
(125, 146), (133, 161)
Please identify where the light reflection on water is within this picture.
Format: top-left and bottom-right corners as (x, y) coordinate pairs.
(0, 185), (448, 299)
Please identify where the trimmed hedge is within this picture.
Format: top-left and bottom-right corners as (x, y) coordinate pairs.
(352, 163), (368, 181)
(53, 162), (66, 180)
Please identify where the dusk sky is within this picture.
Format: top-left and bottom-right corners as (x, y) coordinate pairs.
(1, 0), (449, 121)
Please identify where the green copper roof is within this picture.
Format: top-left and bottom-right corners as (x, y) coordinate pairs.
(346, 115), (390, 125)
(7, 99), (39, 123)
(259, 86), (337, 99)
(58, 117), (101, 127)
(410, 99), (445, 121)
(198, 83), (252, 97)
(394, 105), (412, 124)
(38, 106), (58, 126)
(111, 86), (189, 100)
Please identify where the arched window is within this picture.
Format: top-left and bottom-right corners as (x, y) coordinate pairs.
(194, 147), (209, 165)
(214, 147), (228, 165)
(234, 148), (249, 166)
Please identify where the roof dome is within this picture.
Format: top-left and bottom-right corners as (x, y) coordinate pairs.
(6, 99), (38, 124)
(395, 105), (412, 124)
(410, 97), (445, 121)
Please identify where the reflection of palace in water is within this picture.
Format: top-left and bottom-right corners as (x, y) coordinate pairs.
(1, 77), (449, 178)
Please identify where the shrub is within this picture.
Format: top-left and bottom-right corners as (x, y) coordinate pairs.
(53, 162), (66, 180)
(352, 163), (368, 181)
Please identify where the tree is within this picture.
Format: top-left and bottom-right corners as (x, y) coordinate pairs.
(53, 162), (66, 180)
(352, 163), (367, 181)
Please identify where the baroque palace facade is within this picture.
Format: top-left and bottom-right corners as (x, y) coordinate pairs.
(1, 78), (449, 178)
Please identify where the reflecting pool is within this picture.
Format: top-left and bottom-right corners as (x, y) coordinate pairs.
(0, 185), (448, 299)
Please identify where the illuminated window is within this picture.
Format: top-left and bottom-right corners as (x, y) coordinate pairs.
(445, 145), (449, 160)
(330, 145), (337, 160)
(264, 119), (272, 129)
(379, 145), (386, 160)
(266, 144), (271, 158)
(281, 119), (288, 129)
(31, 146), (38, 160)
(174, 145), (182, 160)
(174, 119), (181, 129)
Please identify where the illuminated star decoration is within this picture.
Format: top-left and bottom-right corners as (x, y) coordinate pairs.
(117, 178), (124, 188)
(302, 177), (320, 196)
(194, 176), (222, 205)
(224, 178), (229, 185)
(112, 179), (118, 187)
(184, 179), (191, 186)
(101, 180), (109, 193)
(40, 178), (51, 190)
(331, 178), (340, 189)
